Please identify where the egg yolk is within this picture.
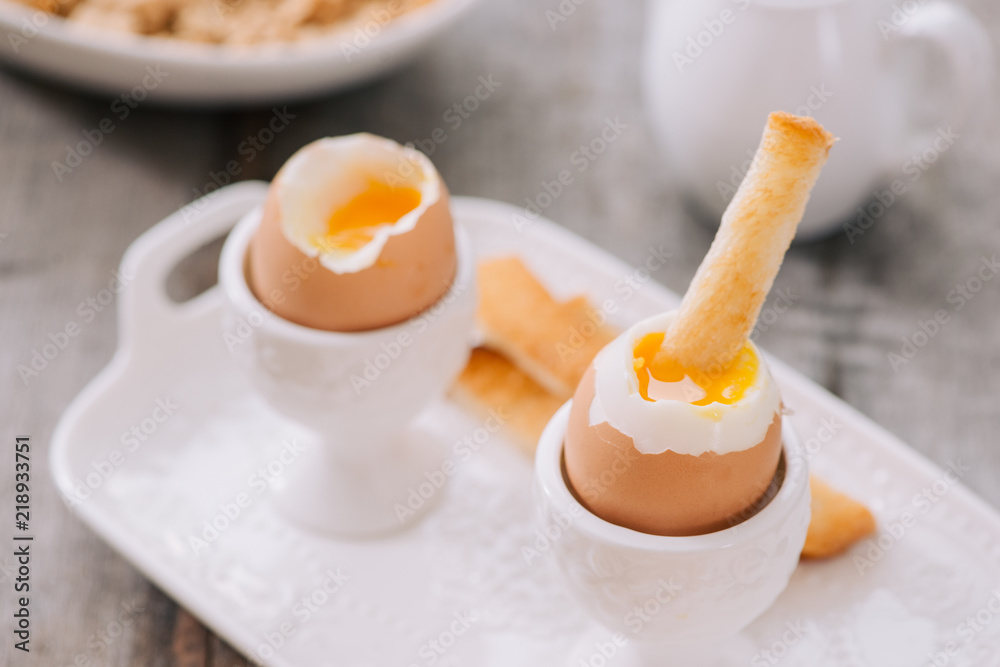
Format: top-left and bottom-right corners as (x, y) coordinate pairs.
(632, 332), (758, 406)
(313, 180), (421, 251)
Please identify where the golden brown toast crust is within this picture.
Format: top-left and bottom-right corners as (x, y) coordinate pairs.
(450, 347), (565, 456)
(660, 112), (835, 374)
(477, 257), (616, 398)
(802, 475), (877, 559)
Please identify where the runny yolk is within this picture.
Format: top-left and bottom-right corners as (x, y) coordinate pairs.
(312, 180), (421, 251)
(632, 332), (758, 406)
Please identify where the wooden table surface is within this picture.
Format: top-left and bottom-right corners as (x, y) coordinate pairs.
(2, 0), (1000, 664)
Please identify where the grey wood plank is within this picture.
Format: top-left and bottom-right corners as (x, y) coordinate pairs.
(171, 610), (209, 667)
(209, 635), (250, 667)
(0, 60), (224, 666)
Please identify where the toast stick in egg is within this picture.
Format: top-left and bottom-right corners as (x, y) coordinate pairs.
(658, 112), (836, 373)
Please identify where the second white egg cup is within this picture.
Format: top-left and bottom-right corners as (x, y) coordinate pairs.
(534, 403), (811, 666)
(219, 207), (476, 537)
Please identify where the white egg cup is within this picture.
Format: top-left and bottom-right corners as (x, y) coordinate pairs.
(219, 207), (476, 537)
(534, 403), (811, 666)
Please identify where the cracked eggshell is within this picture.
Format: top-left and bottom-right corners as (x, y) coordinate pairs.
(563, 312), (784, 537)
(247, 134), (457, 332)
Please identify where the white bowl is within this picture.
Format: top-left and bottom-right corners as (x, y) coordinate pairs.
(0, 0), (480, 104)
(534, 402), (811, 646)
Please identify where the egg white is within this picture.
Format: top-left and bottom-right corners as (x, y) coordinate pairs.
(274, 133), (442, 275)
(591, 311), (781, 456)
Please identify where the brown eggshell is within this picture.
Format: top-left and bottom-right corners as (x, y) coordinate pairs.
(247, 180), (457, 332)
(564, 365), (783, 536)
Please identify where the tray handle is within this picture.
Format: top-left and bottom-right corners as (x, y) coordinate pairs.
(117, 181), (269, 349)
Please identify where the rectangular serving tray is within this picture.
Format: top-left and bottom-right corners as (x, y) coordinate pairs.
(51, 182), (1000, 666)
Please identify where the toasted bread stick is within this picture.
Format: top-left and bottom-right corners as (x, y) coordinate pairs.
(659, 112), (835, 372)
(477, 257), (617, 398)
(450, 347), (564, 457)
(802, 476), (876, 559)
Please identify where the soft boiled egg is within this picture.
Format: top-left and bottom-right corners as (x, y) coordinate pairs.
(563, 311), (783, 537)
(248, 133), (457, 332)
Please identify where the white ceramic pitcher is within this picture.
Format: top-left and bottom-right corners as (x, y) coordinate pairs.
(642, 0), (994, 240)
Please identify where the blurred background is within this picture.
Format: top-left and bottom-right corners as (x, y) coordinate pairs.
(1, 0), (999, 663)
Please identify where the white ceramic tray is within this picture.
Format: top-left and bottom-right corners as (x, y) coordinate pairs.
(0, 0), (478, 104)
(51, 182), (1000, 666)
